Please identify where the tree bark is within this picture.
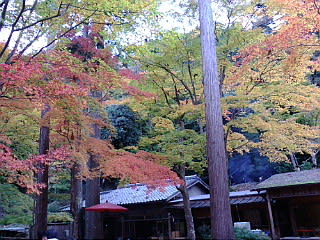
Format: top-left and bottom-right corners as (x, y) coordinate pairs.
(33, 105), (50, 239)
(289, 152), (300, 171)
(175, 165), (196, 240)
(311, 150), (319, 168)
(198, 0), (235, 239)
(71, 164), (83, 239)
(84, 124), (103, 240)
(177, 184), (196, 240)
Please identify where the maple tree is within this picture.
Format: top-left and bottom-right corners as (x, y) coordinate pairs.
(0, 0), (158, 63)
(0, 1), (179, 238)
(0, 42), (179, 237)
(123, 2), (266, 238)
(137, 106), (206, 239)
(223, 0), (320, 173)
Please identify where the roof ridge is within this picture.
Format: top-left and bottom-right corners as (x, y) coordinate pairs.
(117, 175), (199, 189)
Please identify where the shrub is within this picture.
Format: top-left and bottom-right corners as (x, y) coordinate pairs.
(0, 184), (33, 225)
(197, 224), (211, 240)
(235, 227), (270, 240)
(48, 212), (73, 223)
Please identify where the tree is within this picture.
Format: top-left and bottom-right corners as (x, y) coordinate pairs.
(0, 1), (167, 239)
(0, 0), (158, 63)
(138, 116), (206, 239)
(0, 184), (33, 225)
(198, 0), (235, 239)
(125, 3), (266, 238)
(102, 104), (142, 149)
(224, 0), (320, 172)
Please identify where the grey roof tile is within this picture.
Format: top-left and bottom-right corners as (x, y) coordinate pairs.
(100, 175), (206, 205)
(254, 169), (320, 190)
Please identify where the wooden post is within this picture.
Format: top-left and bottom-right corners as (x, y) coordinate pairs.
(168, 212), (173, 240)
(289, 202), (297, 236)
(121, 216), (124, 240)
(266, 193), (276, 239)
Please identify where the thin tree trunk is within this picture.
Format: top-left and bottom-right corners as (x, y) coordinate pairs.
(33, 105), (50, 239)
(311, 150), (319, 168)
(71, 164), (83, 239)
(198, 118), (204, 134)
(289, 152), (300, 171)
(177, 184), (196, 240)
(198, 0), (235, 239)
(175, 166), (196, 240)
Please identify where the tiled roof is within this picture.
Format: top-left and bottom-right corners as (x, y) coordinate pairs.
(254, 169), (320, 190)
(168, 190), (265, 208)
(100, 175), (207, 205)
(170, 190), (264, 203)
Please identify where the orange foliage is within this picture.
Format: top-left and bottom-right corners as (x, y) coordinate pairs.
(0, 27), (177, 192)
(227, 0), (320, 88)
(100, 150), (181, 187)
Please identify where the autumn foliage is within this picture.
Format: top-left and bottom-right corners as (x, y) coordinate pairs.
(0, 26), (178, 193)
(222, 0), (320, 164)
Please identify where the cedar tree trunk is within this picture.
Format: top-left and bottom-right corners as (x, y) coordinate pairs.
(71, 164), (83, 239)
(198, 0), (235, 239)
(84, 124), (103, 239)
(33, 105), (50, 239)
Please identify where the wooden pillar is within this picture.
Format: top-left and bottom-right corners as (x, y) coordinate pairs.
(168, 212), (173, 240)
(266, 193), (276, 239)
(289, 203), (297, 236)
(121, 216), (124, 240)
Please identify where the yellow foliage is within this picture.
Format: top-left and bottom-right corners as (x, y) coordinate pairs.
(151, 117), (175, 134)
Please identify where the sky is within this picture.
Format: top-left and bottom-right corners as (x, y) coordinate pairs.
(0, 0), (241, 55)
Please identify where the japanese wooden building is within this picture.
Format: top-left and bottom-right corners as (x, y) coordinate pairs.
(99, 175), (210, 240)
(253, 168), (320, 239)
(79, 170), (320, 239)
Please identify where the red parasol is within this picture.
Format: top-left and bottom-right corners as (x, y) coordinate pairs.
(85, 202), (128, 213)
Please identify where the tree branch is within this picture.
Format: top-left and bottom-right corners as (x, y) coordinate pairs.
(12, 27), (45, 62)
(29, 11), (97, 60)
(5, 0), (39, 63)
(0, 0), (26, 59)
(14, 1), (65, 32)
(0, 0), (10, 32)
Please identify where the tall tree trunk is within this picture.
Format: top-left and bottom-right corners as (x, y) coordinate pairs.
(71, 164), (83, 239)
(85, 124), (103, 240)
(33, 105), (50, 239)
(198, 1), (235, 239)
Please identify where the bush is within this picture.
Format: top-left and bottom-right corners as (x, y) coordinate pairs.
(197, 224), (211, 240)
(0, 184), (33, 225)
(48, 212), (73, 223)
(235, 227), (270, 240)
